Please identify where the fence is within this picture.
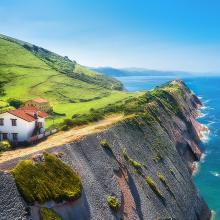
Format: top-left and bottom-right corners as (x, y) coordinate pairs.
(28, 129), (57, 143)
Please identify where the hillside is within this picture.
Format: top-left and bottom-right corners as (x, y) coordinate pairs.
(0, 34), (132, 127)
(0, 81), (210, 220)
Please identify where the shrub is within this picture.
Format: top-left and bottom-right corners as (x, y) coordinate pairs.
(122, 148), (142, 168)
(8, 98), (24, 109)
(153, 152), (163, 162)
(12, 153), (82, 203)
(157, 172), (168, 187)
(107, 196), (120, 211)
(157, 171), (174, 196)
(129, 159), (142, 168)
(0, 141), (11, 152)
(122, 148), (129, 161)
(63, 119), (75, 127)
(39, 207), (62, 220)
(169, 168), (175, 176)
(100, 139), (111, 150)
(145, 176), (163, 198)
(60, 125), (70, 131)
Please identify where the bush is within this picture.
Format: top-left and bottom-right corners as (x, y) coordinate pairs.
(8, 98), (24, 109)
(157, 172), (168, 187)
(129, 159), (142, 168)
(145, 176), (163, 198)
(122, 148), (129, 161)
(12, 153), (82, 203)
(153, 152), (163, 162)
(63, 119), (75, 127)
(122, 148), (142, 168)
(61, 125), (70, 131)
(100, 139), (111, 150)
(107, 196), (120, 211)
(0, 141), (11, 152)
(39, 207), (62, 220)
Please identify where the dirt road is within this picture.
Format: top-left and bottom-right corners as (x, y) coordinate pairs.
(0, 114), (124, 170)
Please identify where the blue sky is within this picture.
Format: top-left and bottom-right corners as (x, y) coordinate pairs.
(1, 0), (220, 73)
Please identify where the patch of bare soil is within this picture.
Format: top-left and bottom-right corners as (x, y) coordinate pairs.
(0, 115), (125, 170)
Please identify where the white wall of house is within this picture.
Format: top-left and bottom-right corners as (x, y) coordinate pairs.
(0, 112), (45, 142)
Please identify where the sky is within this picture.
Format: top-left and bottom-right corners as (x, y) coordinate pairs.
(1, 0), (220, 73)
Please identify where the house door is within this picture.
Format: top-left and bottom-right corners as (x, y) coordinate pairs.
(12, 133), (18, 142)
(2, 133), (8, 140)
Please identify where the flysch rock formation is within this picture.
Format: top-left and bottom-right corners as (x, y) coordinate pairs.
(0, 172), (27, 220)
(0, 80), (211, 220)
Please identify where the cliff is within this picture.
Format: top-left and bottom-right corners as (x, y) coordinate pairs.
(0, 80), (211, 220)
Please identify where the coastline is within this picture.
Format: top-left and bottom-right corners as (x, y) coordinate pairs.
(191, 105), (210, 175)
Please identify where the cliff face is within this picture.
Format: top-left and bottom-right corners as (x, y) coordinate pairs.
(0, 80), (211, 220)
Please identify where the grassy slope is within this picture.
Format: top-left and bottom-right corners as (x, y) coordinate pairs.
(0, 36), (134, 127)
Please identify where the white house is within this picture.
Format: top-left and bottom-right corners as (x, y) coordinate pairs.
(0, 107), (48, 143)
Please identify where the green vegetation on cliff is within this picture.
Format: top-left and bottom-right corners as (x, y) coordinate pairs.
(40, 208), (62, 220)
(145, 176), (163, 199)
(107, 196), (120, 211)
(12, 153), (82, 203)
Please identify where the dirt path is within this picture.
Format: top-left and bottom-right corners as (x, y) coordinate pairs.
(0, 114), (124, 170)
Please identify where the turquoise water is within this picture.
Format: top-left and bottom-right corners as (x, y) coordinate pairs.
(116, 75), (220, 219)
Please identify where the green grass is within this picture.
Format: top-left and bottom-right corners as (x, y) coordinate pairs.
(39, 208), (62, 220)
(0, 35), (186, 130)
(0, 35), (133, 127)
(12, 153), (82, 203)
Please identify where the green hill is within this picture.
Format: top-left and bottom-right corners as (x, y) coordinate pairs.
(0, 34), (133, 128)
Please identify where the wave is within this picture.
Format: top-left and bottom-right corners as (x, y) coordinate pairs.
(201, 105), (208, 110)
(210, 171), (220, 177)
(193, 152), (209, 176)
(192, 161), (200, 176)
(200, 124), (210, 143)
(203, 99), (211, 104)
(200, 152), (209, 163)
(197, 112), (208, 119)
(211, 210), (216, 220)
(208, 121), (216, 126)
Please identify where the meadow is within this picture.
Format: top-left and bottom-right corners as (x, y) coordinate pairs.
(0, 36), (134, 127)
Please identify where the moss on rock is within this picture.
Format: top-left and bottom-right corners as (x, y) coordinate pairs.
(145, 176), (163, 199)
(39, 207), (62, 220)
(107, 196), (120, 211)
(12, 153), (82, 203)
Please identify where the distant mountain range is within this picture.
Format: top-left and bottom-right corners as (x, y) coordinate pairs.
(92, 67), (192, 77)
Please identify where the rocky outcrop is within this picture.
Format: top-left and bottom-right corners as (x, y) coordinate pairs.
(0, 80), (211, 220)
(0, 172), (27, 220)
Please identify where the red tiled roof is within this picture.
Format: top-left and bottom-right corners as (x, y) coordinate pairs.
(32, 98), (48, 103)
(8, 108), (48, 122)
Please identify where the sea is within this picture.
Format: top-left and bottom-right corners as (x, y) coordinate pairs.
(116, 75), (220, 219)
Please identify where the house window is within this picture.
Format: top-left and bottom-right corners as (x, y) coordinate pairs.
(11, 119), (17, 126)
(12, 133), (18, 141)
(0, 118), (4, 126)
(2, 133), (8, 140)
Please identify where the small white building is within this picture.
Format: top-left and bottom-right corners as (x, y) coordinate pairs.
(0, 107), (48, 143)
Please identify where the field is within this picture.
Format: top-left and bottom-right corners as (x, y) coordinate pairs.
(0, 35), (135, 127)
